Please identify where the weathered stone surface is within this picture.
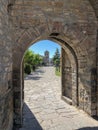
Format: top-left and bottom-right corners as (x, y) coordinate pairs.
(11, 0), (97, 125)
(0, 0), (98, 129)
(0, 0), (13, 130)
(19, 67), (98, 130)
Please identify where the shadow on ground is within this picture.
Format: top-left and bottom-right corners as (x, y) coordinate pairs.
(78, 127), (98, 130)
(35, 69), (45, 74)
(19, 103), (43, 130)
(14, 103), (98, 130)
(24, 68), (45, 80)
(25, 75), (42, 80)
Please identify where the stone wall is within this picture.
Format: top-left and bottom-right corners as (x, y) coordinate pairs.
(87, 0), (98, 114)
(10, 1), (98, 127)
(0, 0), (13, 130)
(96, 30), (98, 115)
(62, 49), (72, 100)
(0, 0), (97, 129)
(61, 45), (78, 106)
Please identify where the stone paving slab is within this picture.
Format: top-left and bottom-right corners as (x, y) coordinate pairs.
(19, 67), (98, 130)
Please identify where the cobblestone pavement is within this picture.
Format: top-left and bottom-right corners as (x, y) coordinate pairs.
(19, 67), (98, 130)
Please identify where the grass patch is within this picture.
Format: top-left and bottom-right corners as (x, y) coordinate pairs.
(55, 68), (61, 76)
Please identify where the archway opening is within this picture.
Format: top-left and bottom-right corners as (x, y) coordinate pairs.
(23, 40), (62, 129)
(12, 35), (79, 129)
(22, 39), (78, 104)
(20, 39), (78, 129)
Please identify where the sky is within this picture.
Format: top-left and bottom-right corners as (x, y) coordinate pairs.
(29, 40), (61, 58)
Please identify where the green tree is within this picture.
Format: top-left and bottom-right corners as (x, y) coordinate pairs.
(52, 48), (60, 73)
(24, 63), (31, 74)
(33, 54), (43, 70)
(24, 50), (34, 74)
(33, 54), (42, 66)
(24, 49), (43, 73)
(52, 48), (60, 67)
(24, 49), (34, 66)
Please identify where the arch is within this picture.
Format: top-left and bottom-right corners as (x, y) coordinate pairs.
(11, 0), (98, 128)
(13, 34), (79, 127)
(22, 38), (79, 106)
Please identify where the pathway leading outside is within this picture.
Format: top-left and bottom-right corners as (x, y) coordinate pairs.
(19, 67), (98, 130)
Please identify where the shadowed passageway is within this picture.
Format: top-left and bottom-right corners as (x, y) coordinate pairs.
(19, 67), (98, 130)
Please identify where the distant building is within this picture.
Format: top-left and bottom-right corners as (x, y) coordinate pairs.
(40, 50), (53, 66)
(43, 51), (49, 66)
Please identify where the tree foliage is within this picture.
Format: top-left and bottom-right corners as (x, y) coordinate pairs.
(24, 49), (43, 74)
(24, 63), (31, 74)
(33, 54), (43, 66)
(24, 50), (34, 66)
(52, 48), (60, 67)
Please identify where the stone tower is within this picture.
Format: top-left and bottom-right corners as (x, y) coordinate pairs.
(44, 51), (49, 66)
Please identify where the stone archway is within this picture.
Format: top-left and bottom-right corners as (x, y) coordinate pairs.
(22, 37), (79, 106)
(14, 36), (79, 127)
(10, 0), (98, 128)
(0, 0), (98, 130)
(12, 33), (92, 127)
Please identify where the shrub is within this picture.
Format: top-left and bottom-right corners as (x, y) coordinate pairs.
(24, 63), (31, 74)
